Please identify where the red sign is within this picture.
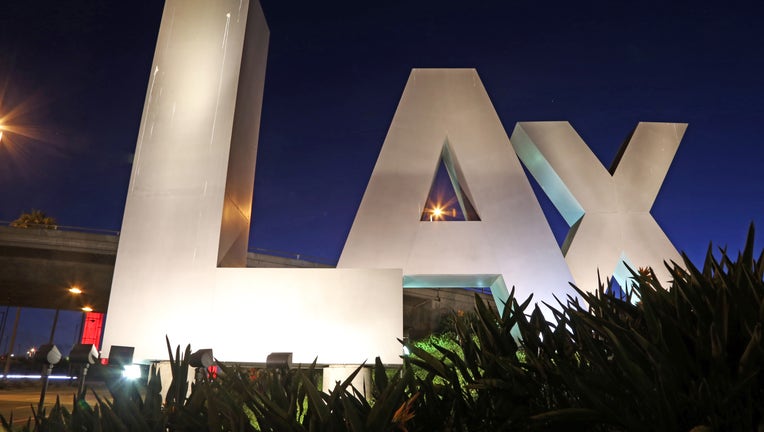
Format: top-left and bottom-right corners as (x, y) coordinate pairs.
(80, 312), (105, 349)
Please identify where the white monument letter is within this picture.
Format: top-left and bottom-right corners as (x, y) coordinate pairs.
(511, 122), (686, 292)
(103, 0), (402, 364)
(339, 69), (576, 313)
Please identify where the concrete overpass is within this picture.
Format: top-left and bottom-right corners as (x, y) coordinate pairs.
(0, 225), (490, 339)
(0, 226), (118, 312)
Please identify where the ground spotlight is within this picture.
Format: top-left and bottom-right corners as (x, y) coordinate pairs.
(266, 352), (292, 369)
(122, 364), (142, 380)
(189, 349), (214, 368)
(107, 345), (134, 367)
(105, 345), (142, 384)
(401, 337), (411, 357)
(189, 348), (214, 381)
(69, 344), (99, 396)
(70, 343), (99, 365)
(34, 344), (62, 366)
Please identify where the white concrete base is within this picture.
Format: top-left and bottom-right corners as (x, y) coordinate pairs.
(322, 365), (372, 398)
(105, 268), (403, 365)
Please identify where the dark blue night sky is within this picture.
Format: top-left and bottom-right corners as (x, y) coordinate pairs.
(1, 1), (763, 353)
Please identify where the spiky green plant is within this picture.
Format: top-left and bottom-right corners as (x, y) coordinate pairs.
(3, 226), (761, 431)
(215, 357), (418, 432)
(403, 225), (764, 431)
(536, 224), (764, 431)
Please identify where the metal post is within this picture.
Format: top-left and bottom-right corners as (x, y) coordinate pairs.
(0, 306), (9, 353)
(48, 308), (60, 344)
(77, 364), (90, 398)
(74, 312), (85, 346)
(2, 307), (21, 379)
(38, 363), (54, 414)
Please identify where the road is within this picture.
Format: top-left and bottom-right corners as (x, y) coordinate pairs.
(0, 381), (109, 427)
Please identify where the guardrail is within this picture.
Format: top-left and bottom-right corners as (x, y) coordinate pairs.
(0, 221), (337, 265)
(249, 247), (337, 266)
(0, 221), (120, 236)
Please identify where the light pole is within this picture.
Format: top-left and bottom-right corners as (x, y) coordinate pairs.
(48, 286), (83, 344)
(2, 307), (21, 379)
(47, 310), (59, 344)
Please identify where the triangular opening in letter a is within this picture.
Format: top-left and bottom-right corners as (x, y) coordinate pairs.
(421, 142), (481, 221)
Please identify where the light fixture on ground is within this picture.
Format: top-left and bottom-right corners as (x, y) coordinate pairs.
(69, 343), (99, 397)
(107, 345), (134, 366)
(122, 364), (142, 380)
(401, 337), (411, 357)
(106, 345), (140, 381)
(189, 348), (214, 381)
(266, 352), (292, 370)
(34, 344), (62, 413)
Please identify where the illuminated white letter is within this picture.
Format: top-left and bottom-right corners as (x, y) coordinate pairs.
(103, 0), (402, 364)
(339, 69), (575, 313)
(511, 122), (686, 292)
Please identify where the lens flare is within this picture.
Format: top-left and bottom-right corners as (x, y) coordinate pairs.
(0, 73), (63, 181)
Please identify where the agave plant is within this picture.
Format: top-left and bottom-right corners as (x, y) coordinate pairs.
(547, 224), (764, 431)
(214, 357), (418, 432)
(3, 227), (761, 431)
(404, 225), (764, 432)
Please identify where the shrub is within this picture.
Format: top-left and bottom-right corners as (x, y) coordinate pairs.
(404, 225), (764, 431)
(3, 227), (762, 431)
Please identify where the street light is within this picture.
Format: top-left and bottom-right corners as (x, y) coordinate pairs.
(427, 205), (457, 221)
(48, 286), (83, 344)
